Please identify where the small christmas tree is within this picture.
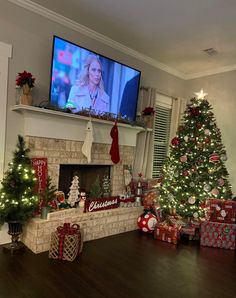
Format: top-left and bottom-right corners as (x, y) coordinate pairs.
(67, 176), (80, 207)
(102, 174), (111, 197)
(90, 176), (102, 198)
(0, 135), (38, 223)
(159, 91), (232, 219)
(40, 176), (57, 207)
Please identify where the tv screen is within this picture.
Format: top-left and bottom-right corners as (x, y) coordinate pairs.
(49, 36), (141, 121)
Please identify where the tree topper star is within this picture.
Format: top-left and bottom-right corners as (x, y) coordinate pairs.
(194, 89), (208, 99)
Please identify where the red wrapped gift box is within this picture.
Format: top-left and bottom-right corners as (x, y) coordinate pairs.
(207, 199), (236, 224)
(181, 224), (200, 240)
(154, 222), (181, 244)
(200, 221), (236, 250)
(166, 215), (186, 228)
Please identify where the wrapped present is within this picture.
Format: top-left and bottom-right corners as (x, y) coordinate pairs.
(49, 223), (82, 261)
(154, 207), (162, 222)
(143, 191), (156, 210)
(200, 221), (236, 250)
(181, 225), (196, 236)
(206, 199), (236, 224)
(181, 223), (200, 240)
(154, 222), (181, 244)
(166, 215), (186, 228)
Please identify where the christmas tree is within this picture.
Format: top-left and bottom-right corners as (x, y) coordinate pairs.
(67, 175), (80, 207)
(40, 176), (57, 207)
(159, 90), (232, 219)
(90, 175), (102, 198)
(102, 174), (111, 197)
(0, 135), (38, 223)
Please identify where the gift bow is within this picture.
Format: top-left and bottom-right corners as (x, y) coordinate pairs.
(57, 223), (80, 260)
(57, 223), (80, 235)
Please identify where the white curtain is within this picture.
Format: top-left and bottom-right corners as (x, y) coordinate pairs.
(133, 87), (156, 178)
(169, 97), (187, 141)
(133, 88), (187, 179)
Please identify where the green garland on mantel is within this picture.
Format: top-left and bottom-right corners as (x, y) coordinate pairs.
(37, 102), (146, 128)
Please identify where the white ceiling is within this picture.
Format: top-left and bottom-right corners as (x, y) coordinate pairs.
(17, 0), (236, 79)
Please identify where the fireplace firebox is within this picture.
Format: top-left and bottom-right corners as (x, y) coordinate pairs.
(59, 164), (111, 196)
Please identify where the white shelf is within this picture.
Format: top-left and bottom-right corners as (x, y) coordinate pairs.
(11, 105), (145, 146)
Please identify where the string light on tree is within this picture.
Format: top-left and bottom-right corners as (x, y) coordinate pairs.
(0, 135), (39, 223)
(159, 92), (232, 218)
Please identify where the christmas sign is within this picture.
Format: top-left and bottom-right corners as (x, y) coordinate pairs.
(85, 197), (120, 212)
(31, 157), (48, 193)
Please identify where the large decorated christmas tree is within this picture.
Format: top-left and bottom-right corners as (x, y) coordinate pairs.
(159, 90), (232, 219)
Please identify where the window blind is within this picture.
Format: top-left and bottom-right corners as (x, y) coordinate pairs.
(152, 95), (172, 178)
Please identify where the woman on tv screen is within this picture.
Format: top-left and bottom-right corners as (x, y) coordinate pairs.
(50, 36), (141, 121)
(66, 54), (109, 113)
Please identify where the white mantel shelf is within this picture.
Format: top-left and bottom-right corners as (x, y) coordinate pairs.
(12, 105), (145, 146)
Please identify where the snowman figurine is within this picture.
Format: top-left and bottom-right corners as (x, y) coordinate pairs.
(79, 190), (86, 209)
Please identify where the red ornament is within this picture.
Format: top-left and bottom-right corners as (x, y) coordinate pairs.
(178, 125), (185, 132)
(196, 122), (202, 129)
(189, 107), (200, 116)
(182, 170), (189, 176)
(137, 213), (158, 233)
(171, 137), (180, 146)
(199, 202), (206, 209)
(209, 153), (220, 163)
(205, 137), (210, 144)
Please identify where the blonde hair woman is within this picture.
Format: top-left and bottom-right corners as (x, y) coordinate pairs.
(67, 54), (109, 113)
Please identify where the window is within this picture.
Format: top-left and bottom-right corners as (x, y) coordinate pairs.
(152, 94), (172, 178)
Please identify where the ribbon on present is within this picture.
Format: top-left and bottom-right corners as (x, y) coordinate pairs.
(57, 223), (80, 260)
(217, 226), (231, 241)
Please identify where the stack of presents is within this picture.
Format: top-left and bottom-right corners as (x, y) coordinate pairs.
(138, 192), (236, 250)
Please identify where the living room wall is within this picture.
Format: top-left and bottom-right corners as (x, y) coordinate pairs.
(0, 0), (185, 171)
(185, 71), (236, 195)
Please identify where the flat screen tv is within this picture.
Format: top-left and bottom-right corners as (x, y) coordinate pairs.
(49, 36), (141, 121)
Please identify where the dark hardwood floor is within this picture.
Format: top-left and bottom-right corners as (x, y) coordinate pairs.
(0, 231), (236, 298)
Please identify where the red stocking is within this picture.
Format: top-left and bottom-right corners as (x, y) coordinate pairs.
(109, 121), (120, 164)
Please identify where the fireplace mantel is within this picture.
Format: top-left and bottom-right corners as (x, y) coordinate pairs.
(12, 105), (145, 146)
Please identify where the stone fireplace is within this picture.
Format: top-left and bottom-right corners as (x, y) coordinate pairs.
(25, 136), (135, 196)
(12, 105), (144, 253)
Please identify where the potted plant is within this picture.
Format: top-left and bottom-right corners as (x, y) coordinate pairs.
(0, 135), (39, 251)
(16, 70), (35, 105)
(142, 106), (155, 128)
(40, 176), (57, 219)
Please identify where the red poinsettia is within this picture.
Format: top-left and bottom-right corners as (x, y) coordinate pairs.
(142, 107), (155, 115)
(16, 70), (35, 88)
